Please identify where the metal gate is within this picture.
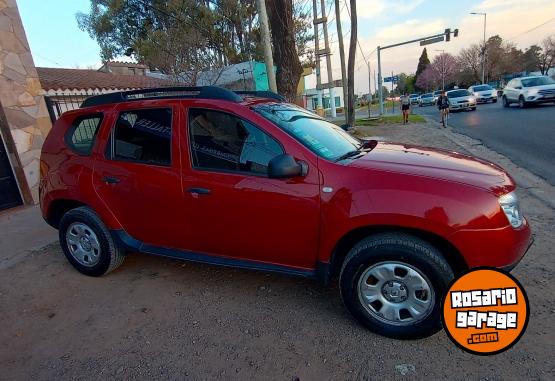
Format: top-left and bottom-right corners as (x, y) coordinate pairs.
(0, 131), (22, 211)
(44, 94), (90, 122)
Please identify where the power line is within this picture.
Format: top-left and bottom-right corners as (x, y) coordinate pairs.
(506, 17), (555, 42)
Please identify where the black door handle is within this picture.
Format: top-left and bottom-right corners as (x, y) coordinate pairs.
(187, 187), (211, 195)
(103, 176), (120, 184)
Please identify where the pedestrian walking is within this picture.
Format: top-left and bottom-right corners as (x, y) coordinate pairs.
(437, 90), (449, 128)
(400, 92), (410, 124)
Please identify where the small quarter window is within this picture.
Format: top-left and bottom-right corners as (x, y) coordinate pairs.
(111, 108), (172, 166)
(65, 114), (103, 155)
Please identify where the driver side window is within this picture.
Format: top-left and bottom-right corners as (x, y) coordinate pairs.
(188, 108), (283, 175)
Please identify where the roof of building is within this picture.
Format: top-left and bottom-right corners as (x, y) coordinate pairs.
(102, 61), (148, 68)
(36, 67), (179, 92)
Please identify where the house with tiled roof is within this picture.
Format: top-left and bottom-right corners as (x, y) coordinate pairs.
(36, 65), (181, 120)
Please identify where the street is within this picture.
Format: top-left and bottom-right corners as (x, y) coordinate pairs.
(413, 101), (555, 185)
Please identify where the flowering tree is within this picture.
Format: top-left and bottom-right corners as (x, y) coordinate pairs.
(415, 66), (438, 91)
(431, 53), (458, 89)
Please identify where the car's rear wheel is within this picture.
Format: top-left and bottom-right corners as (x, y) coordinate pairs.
(502, 96), (510, 107)
(59, 206), (125, 276)
(518, 96), (527, 108)
(339, 233), (454, 339)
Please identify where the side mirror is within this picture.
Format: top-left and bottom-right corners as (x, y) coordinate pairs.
(340, 124), (351, 131)
(268, 154), (305, 179)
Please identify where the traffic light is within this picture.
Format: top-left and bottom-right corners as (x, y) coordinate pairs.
(454, 28), (459, 38)
(445, 28), (451, 42)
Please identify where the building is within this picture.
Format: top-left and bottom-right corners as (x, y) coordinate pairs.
(0, 0), (181, 211)
(196, 61), (276, 91)
(303, 86), (345, 111)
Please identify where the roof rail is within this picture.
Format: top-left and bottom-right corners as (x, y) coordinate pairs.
(80, 86), (284, 108)
(234, 90), (286, 102)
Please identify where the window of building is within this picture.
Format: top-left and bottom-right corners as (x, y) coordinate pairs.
(111, 108), (172, 166)
(65, 114), (103, 155)
(189, 109), (283, 175)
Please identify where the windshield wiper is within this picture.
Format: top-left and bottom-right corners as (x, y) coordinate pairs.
(334, 149), (362, 162)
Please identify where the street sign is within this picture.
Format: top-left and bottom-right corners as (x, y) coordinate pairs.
(383, 75), (399, 83)
(420, 36), (445, 46)
(316, 79), (343, 90)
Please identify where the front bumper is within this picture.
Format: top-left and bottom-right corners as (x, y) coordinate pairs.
(448, 218), (532, 271)
(476, 95), (497, 103)
(449, 102), (476, 110)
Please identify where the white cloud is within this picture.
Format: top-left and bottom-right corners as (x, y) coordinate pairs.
(356, 0), (425, 19)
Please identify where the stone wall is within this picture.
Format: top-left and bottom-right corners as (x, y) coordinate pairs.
(0, 0), (51, 203)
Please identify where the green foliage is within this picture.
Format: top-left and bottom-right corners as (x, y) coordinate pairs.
(414, 48), (430, 91)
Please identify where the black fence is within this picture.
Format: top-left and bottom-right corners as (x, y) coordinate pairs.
(44, 93), (95, 123)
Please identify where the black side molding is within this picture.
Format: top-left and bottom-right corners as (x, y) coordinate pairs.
(110, 229), (328, 281)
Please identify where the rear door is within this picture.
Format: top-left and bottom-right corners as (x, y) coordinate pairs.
(181, 104), (321, 269)
(92, 101), (190, 249)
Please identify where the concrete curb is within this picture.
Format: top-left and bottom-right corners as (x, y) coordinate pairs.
(423, 116), (555, 211)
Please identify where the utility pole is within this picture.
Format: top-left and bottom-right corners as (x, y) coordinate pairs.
(312, 0), (323, 110)
(335, 0), (348, 123)
(256, 0), (277, 93)
(471, 12), (487, 84)
(378, 46), (383, 114)
(435, 49), (445, 89)
(320, 0), (336, 118)
(367, 61), (372, 117)
(313, 0), (336, 118)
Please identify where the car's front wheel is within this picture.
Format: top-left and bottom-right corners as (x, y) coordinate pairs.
(518, 96), (527, 108)
(59, 206), (126, 276)
(502, 96), (510, 107)
(339, 233), (454, 339)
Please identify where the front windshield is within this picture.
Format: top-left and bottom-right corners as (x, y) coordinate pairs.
(447, 90), (470, 98)
(472, 85), (492, 91)
(422, 93), (433, 98)
(410, 94), (419, 98)
(521, 76), (555, 87)
(253, 103), (361, 161)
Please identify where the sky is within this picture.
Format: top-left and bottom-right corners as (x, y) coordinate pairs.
(17, 0), (555, 94)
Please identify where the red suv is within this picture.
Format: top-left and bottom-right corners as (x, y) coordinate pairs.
(40, 87), (532, 339)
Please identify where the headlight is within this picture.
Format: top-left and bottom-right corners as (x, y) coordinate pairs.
(498, 191), (523, 228)
(525, 89), (538, 96)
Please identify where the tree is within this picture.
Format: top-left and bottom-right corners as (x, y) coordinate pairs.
(457, 45), (482, 84)
(346, 0), (357, 126)
(414, 48), (430, 90)
(415, 66), (438, 91)
(523, 45), (542, 73)
(266, 0), (303, 100)
(539, 35), (555, 75)
(430, 53), (458, 89)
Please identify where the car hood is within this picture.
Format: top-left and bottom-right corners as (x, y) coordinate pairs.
(348, 142), (513, 194)
(525, 84), (555, 91)
(474, 90), (495, 95)
(449, 95), (473, 102)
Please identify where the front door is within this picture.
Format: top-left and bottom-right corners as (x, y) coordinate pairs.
(0, 131), (22, 211)
(182, 107), (321, 270)
(92, 103), (189, 249)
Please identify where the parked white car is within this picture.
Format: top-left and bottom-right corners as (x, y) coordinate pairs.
(446, 89), (477, 111)
(409, 93), (420, 105)
(502, 76), (555, 108)
(468, 84), (497, 103)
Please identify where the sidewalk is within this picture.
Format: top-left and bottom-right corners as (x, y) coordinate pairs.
(0, 205), (57, 270)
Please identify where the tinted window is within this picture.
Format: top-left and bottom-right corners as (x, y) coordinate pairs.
(422, 93), (433, 98)
(112, 108), (172, 166)
(254, 103), (360, 161)
(66, 115), (102, 155)
(521, 76), (555, 87)
(189, 109), (283, 175)
(447, 90), (470, 98)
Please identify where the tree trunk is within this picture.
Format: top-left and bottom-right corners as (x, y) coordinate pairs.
(347, 0), (357, 126)
(266, 0), (303, 101)
(335, 0), (349, 124)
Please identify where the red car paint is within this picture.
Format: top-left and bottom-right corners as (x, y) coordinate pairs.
(40, 97), (531, 277)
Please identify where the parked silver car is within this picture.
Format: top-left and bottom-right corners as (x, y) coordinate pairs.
(446, 89), (477, 111)
(418, 93), (436, 106)
(502, 76), (555, 108)
(468, 84), (497, 103)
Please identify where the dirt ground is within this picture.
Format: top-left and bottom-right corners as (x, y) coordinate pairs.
(1, 120), (554, 380)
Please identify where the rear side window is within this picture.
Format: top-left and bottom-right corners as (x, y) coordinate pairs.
(110, 108), (172, 166)
(65, 114), (103, 155)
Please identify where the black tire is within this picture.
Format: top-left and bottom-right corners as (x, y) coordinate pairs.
(339, 233), (454, 339)
(518, 96), (527, 109)
(493, 98), (497, 103)
(59, 206), (126, 276)
(502, 96), (510, 108)
(471, 107), (477, 111)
